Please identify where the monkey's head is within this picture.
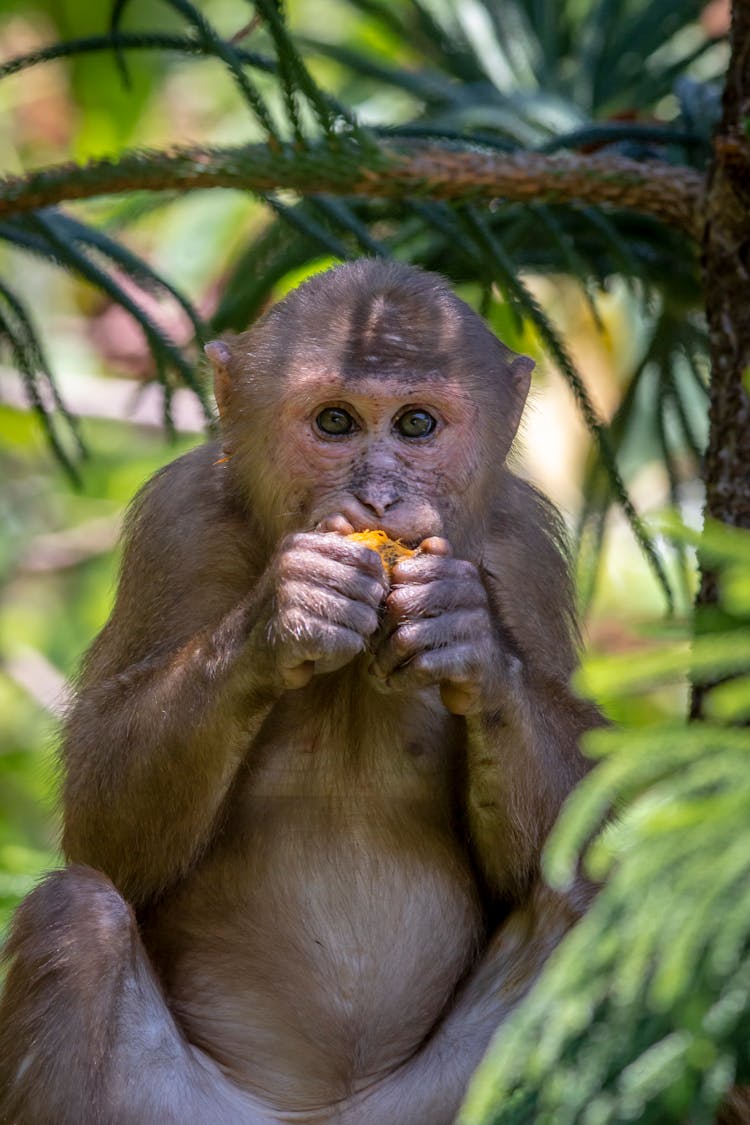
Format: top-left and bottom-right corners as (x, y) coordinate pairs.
(206, 261), (533, 555)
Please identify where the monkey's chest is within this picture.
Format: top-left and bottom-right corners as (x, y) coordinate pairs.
(151, 741), (482, 1109)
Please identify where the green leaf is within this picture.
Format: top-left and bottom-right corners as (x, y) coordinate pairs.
(0, 281), (85, 483)
(110, 0), (280, 138)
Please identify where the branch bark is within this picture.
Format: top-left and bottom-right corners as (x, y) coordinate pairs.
(692, 0), (750, 716)
(700, 8), (750, 531)
(0, 143), (705, 239)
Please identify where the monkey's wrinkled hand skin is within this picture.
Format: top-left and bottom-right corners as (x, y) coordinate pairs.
(267, 531), (388, 689)
(371, 537), (512, 715)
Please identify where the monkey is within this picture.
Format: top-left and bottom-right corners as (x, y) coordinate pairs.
(0, 260), (601, 1125)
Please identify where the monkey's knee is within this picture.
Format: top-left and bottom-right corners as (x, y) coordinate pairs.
(0, 865), (137, 1125)
(2, 863), (135, 995)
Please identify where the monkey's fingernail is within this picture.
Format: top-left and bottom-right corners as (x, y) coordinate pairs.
(420, 536), (452, 556)
(316, 515), (355, 535)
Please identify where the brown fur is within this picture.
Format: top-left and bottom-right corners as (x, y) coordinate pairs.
(717, 1089), (750, 1125)
(1, 261), (602, 1124)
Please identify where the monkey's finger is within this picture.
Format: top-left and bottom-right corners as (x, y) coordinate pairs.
(305, 562), (387, 609)
(371, 612), (489, 678)
(280, 555), (387, 607)
(384, 576), (488, 629)
(279, 619), (367, 678)
(279, 647), (365, 686)
(381, 642), (483, 697)
(281, 590), (380, 639)
(280, 660), (315, 690)
(390, 554), (477, 588)
(417, 536), (453, 557)
(290, 536), (388, 585)
(314, 514), (355, 535)
(309, 628), (369, 675)
(284, 531), (387, 578)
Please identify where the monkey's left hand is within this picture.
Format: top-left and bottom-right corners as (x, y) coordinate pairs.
(371, 538), (517, 715)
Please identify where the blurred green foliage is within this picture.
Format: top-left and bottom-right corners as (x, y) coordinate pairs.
(461, 523), (750, 1124)
(0, 406), (199, 931)
(0, 0), (726, 598)
(0, 2), (747, 1123)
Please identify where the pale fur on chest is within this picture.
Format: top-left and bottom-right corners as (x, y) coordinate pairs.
(145, 675), (483, 1110)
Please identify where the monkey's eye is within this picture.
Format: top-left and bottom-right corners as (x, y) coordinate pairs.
(315, 407), (357, 436)
(395, 409), (437, 439)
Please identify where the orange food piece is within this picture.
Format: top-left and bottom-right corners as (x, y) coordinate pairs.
(347, 530), (416, 574)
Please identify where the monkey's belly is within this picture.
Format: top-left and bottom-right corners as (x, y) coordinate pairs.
(152, 801), (482, 1110)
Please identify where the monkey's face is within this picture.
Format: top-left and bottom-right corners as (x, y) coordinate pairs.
(207, 263), (534, 555)
(268, 372), (485, 548)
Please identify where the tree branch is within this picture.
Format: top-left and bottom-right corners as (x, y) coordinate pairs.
(0, 142), (705, 239)
(690, 0), (750, 717)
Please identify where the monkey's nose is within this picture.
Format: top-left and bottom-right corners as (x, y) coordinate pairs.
(355, 493), (401, 519)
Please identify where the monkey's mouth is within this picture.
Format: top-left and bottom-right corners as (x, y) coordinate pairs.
(314, 509), (438, 549)
(314, 512), (415, 544)
(378, 523), (443, 549)
(358, 527), (423, 550)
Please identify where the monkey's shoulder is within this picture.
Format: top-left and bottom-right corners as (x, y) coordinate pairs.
(118, 442), (259, 595)
(127, 442), (246, 539)
(84, 444), (260, 673)
(134, 440), (227, 507)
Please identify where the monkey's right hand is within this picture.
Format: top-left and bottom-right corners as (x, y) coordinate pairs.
(263, 532), (388, 690)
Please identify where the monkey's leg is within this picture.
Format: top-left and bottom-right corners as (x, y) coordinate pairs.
(0, 866), (268, 1125)
(337, 882), (583, 1125)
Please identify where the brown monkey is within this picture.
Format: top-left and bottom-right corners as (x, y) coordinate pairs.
(0, 261), (600, 1125)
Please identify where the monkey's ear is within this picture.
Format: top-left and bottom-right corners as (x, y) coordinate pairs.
(204, 340), (233, 420)
(506, 354), (534, 438)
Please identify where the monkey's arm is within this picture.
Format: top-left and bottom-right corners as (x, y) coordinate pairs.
(61, 450), (283, 904)
(372, 478), (601, 898)
(63, 598), (278, 905)
(374, 577), (595, 895)
(63, 450), (385, 904)
(461, 670), (599, 897)
(463, 478), (602, 897)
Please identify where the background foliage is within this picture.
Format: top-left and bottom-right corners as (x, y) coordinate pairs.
(1, 1), (748, 1122)
(463, 520), (750, 1124)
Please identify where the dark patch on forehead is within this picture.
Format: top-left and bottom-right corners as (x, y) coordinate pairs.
(332, 280), (460, 382)
(246, 259), (519, 392)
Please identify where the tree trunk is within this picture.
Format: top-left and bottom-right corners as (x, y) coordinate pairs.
(692, 0), (750, 716)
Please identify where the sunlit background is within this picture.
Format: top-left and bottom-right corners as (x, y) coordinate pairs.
(0, 0), (726, 926)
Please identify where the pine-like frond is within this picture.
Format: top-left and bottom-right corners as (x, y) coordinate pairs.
(0, 280), (85, 483)
(460, 525), (750, 1124)
(0, 0), (725, 599)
